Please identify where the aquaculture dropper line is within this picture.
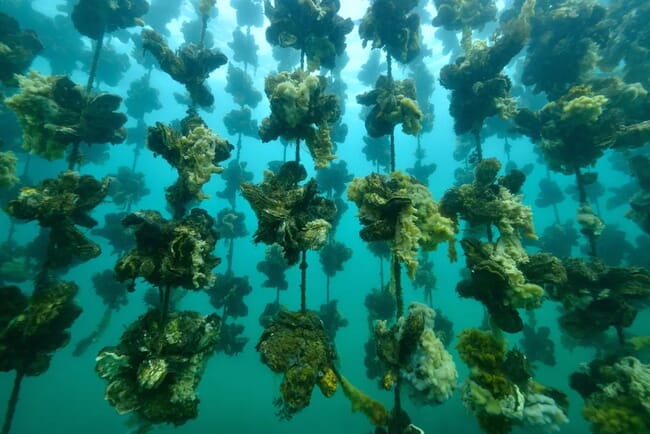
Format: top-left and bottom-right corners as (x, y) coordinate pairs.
(473, 126), (484, 163)
(420, 251), (434, 308)
(1, 370), (23, 434)
(384, 49), (403, 316)
(474, 127), (496, 243)
(325, 190), (333, 304)
(236, 132), (243, 163)
(130, 119), (146, 174)
(387, 53), (396, 174)
(129, 67), (154, 180)
(162, 3), (223, 325)
(572, 164), (624, 349)
(325, 265), (331, 304)
(159, 283), (172, 327)
(322, 188), (345, 305)
(200, 13), (209, 50)
(225, 133), (241, 275)
(2, 271), (53, 434)
(296, 48), (309, 314)
(295, 50), (306, 165)
(244, 26), (252, 75)
(187, 8), (212, 113)
(385, 45), (406, 431)
(5, 221), (15, 245)
(226, 24), (259, 278)
(72, 303), (113, 357)
(545, 167), (562, 226)
(85, 32), (103, 94)
(379, 250), (385, 291)
(574, 164), (598, 258)
(126, 70), (154, 214)
(68, 31), (105, 171)
(4, 154), (30, 244)
(226, 236), (235, 275)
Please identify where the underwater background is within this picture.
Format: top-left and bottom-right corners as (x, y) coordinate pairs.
(1, 1), (649, 434)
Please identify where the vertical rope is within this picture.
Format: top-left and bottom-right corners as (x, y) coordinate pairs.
(616, 325), (625, 346)
(386, 50), (392, 81)
(67, 143), (81, 171)
(385, 46), (404, 429)
(300, 250), (307, 313)
(131, 116), (147, 173)
(72, 305), (113, 357)
(222, 305), (228, 325)
(227, 238), (234, 274)
(326, 275), (330, 304)
(296, 50), (306, 311)
(393, 255), (403, 319)
(387, 50), (396, 173)
(1, 371), (24, 434)
(199, 15), (208, 49)
(474, 130), (483, 162)
(575, 167), (598, 258)
(131, 68), (151, 173)
(236, 133), (242, 162)
(390, 132), (396, 173)
(69, 33), (104, 171)
(575, 167), (587, 204)
(544, 168), (561, 225)
(160, 285), (171, 326)
(244, 26), (252, 73)
(22, 153), (31, 178)
(473, 130), (493, 242)
(392, 385), (402, 431)
(552, 204), (560, 225)
(86, 33), (104, 93)
(6, 221), (15, 244)
(486, 222), (494, 243)
(391, 252), (403, 429)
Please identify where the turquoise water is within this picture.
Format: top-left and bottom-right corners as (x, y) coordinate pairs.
(1, 1), (649, 433)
